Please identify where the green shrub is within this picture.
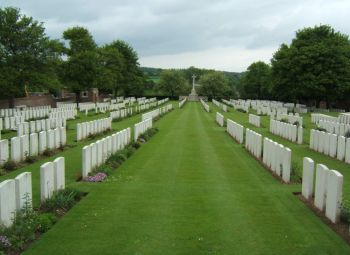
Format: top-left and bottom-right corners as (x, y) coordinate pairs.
(40, 188), (81, 214)
(341, 199), (350, 224)
(236, 108), (246, 113)
(43, 149), (55, 157)
(2, 195), (38, 251)
(37, 213), (57, 233)
(25, 155), (37, 164)
(293, 121), (300, 126)
(280, 118), (288, 123)
(125, 146), (136, 158)
(290, 161), (302, 183)
(345, 130), (350, 138)
(3, 160), (17, 171)
(316, 127), (327, 132)
(132, 141), (141, 149)
(95, 164), (114, 176)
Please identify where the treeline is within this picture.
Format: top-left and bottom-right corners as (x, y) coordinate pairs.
(237, 25), (350, 107)
(0, 7), (146, 104)
(148, 66), (240, 98)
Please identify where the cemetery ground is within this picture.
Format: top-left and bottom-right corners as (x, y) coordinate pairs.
(6, 102), (347, 254)
(208, 102), (350, 198)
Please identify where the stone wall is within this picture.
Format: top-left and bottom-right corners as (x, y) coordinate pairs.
(0, 95), (56, 109)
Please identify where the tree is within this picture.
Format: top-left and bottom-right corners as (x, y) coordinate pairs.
(0, 7), (63, 106)
(61, 26), (98, 103)
(240, 61), (272, 99)
(96, 44), (123, 96)
(110, 40), (145, 95)
(271, 25), (350, 106)
(158, 70), (190, 96)
(198, 72), (230, 98)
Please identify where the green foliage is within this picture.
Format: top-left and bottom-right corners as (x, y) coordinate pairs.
(239, 61), (272, 99)
(2, 160), (18, 172)
(341, 199), (350, 224)
(158, 70), (190, 96)
(0, 7), (63, 102)
(95, 164), (114, 176)
(37, 213), (57, 233)
(40, 188), (81, 214)
(291, 162), (302, 183)
(198, 71), (231, 98)
(271, 25), (350, 105)
(0, 194), (38, 251)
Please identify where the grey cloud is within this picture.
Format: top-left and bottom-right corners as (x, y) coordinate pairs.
(1, 0), (350, 71)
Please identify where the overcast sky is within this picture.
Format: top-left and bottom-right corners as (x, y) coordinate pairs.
(1, 0), (349, 72)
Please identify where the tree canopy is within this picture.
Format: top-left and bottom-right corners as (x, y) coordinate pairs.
(271, 25), (350, 105)
(0, 7), (63, 103)
(158, 70), (190, 96)
(198, 72), (231, 98)
(239, 61), (272, 99)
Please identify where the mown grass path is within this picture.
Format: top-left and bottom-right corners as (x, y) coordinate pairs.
(25, 102), (350, 254)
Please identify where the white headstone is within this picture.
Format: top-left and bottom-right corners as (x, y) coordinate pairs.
(14, 172), (32, 210)
(0, 179), (16, 227)
(302, 157), (314, 200)
(325, 170), (343, 223)
(40, 162), (55, 201)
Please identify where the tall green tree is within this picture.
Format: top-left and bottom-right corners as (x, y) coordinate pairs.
(61, 26), (98, 102)
(271, 25), (350, 106)
(96, 44), (123, 96)
(158, 70), (190, 96)
(110, 40), (145, 95)
(198, 72), (230, 98)
(0, 7), (63, 106)
(240, 61), (272, 99)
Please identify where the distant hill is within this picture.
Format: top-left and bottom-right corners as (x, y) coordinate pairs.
(140, 66), (244, 84)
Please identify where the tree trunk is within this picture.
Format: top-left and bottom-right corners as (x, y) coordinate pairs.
(75, 91), (81, 108)
(8, 97), (15, 108)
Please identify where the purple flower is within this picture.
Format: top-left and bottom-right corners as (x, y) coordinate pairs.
(83, 172), (107, 182)
(0, 235), (11, 247)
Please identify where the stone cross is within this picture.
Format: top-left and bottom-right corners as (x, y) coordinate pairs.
(192, 74), (196, 91)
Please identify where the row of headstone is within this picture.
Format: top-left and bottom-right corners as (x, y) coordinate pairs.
(339, 113), (350, 125)
(245, 128), (263, 159)
(141, 104), (173, 121)
(78, 103), (96, 112)
(311, 113), (338, 124)
(49, 109), (77, 120)
(0, 172), (32, 227)
(212, 99), (228, 112)
(82, 128), (131, 177)
(179, 98), (187, 108)
(276, 113), (303, 126)
(57, 102), (77, 110)
(17, 118), (66, 136)
(309, 129), (350, 163)
(76, 117), (112, 141)
(263, 137), (292, 183)
(1, 115), (25, 130)
(225, 116), (293, 182)
(110, 108), (133, 120)
(216, 112), (224, 127)
(270, 119), (303, 144)
(317, 120), (350, 136)
(226, 119), (244, 143)
(248, 114), (261, 127)
(2, 127), (67, 164)
(134, 118), (153, 142)
(0, 107), (50, 120)
(301, 157), (343, 223)
(230, 99), (249, 113)
(200, 99), (210, 112)
(40, 157), (65, 201)
(157, 98), (169, 105)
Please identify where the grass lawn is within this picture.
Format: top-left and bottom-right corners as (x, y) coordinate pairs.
(0, 108), (155, 207)
(23, 102), (350, 254)
(208, 102), (350, 199)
